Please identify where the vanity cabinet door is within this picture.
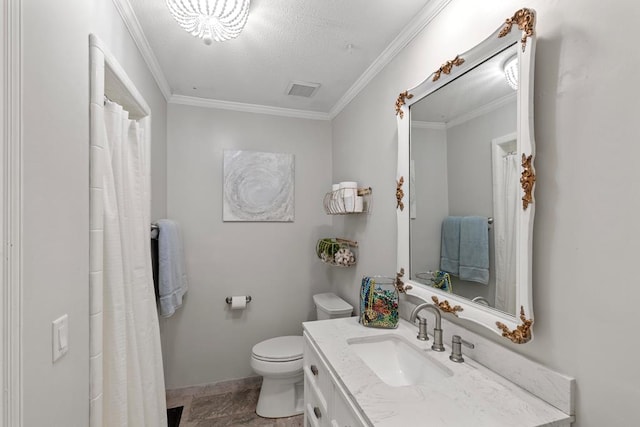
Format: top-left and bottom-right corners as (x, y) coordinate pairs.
(331, 388), (362, 427)
(304, 335), (332, 400)
(305, 379), (331, 427)
(304, 332), (366, 427)
(304, 333), (332, 427)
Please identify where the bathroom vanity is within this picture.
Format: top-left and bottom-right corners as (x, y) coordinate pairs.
(303, 317), (573, 427)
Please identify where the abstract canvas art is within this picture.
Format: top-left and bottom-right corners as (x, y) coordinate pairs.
(223, 150), (294, 222)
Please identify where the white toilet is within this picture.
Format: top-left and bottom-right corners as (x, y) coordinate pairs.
(250, 292), (353, 418)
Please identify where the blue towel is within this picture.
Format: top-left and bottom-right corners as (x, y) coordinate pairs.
(440, 216), (461, 275)
(459, 216), (489, 285)
(157, 219), (188, 317)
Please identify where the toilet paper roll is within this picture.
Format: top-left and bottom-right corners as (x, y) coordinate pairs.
(339, 182), (358, 213)
(343, 195), (355, 212)
(231, 296), (247, 310)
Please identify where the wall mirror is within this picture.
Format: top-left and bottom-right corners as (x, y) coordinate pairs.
(395, 9), (537, 343)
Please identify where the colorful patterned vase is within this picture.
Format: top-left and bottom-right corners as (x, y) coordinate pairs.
(360, 276), (399, 329)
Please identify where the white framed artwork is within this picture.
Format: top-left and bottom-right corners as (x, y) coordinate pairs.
(223, 150), (295, 222)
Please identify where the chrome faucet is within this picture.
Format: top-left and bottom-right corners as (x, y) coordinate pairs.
(408, 302), (445, 352)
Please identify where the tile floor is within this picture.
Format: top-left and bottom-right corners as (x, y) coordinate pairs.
(166, 377), (304, 427)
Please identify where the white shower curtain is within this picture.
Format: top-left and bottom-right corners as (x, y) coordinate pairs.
(102, 100), (167, 426)
(494, 153), (519, 314)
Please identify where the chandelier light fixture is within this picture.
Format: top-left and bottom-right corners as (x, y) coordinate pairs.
(503, 55), (519, 90)
(166, 0), (251, 45)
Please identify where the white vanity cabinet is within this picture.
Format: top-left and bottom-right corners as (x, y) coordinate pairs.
(303, 317), (574, 427)
(303, 332), (366, 427)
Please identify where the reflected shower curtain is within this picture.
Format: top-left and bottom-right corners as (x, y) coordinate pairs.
(494, 153), (519, 314)
(102, 100), (167, 426)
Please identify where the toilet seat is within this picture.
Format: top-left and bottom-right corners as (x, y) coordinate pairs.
(252, 336), (303, 362)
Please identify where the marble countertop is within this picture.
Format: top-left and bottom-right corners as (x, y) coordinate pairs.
(303, 317), (572, 427)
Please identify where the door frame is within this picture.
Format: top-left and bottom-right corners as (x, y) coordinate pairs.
(2, 0), (23, 426)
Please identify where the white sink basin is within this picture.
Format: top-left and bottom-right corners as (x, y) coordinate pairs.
(347, 334), (453, 387)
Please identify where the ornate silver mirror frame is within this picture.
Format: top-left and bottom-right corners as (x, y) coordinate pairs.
(395, 9), (537, 343)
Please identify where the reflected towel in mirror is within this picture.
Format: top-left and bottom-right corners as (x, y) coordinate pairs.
(459, 216), (489, 285)
(440, 216), (461, 275)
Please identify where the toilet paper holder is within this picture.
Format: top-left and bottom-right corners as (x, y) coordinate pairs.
(225, 296), (252, 304)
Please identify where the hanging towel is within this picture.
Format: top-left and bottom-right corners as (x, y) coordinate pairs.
(440, 216), (462, 275)
(459, 216), (490, 285)
(157, 219), (188, 317)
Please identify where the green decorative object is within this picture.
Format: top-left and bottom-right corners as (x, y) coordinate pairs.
(316, 238), (357, 267)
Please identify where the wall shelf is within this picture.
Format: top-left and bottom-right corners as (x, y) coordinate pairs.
(323, 187), (372, 215)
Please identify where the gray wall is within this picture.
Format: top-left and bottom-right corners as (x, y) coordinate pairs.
(20, 0), (167, 425)
(446, 101), (515, 216)
(410, 126), (448, 280)
(163, 104), (333, 388)
(22, 1), (91, 424)
(331, 0), (640, 425)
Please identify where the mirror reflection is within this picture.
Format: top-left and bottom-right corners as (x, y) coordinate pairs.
(409, 44), (519, 315)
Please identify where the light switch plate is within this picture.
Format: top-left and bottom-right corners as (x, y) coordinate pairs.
(52, 314), (69, 362)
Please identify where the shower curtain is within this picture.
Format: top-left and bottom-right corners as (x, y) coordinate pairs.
(101, 100), (167, 426)
(494, 153), (519, 314)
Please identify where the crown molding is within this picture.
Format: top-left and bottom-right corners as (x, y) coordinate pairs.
(328, 0), (453, 119)
(170, 95), (331, 121)
(110, 0), (172, 100)
(412, 121), (446, 130)
(445, 92), (516, 129)
(411, 93), (516, 131)
(2, 0), (23, 425)
(112, 0), (453, 121)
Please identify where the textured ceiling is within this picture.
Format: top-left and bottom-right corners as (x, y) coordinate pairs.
(128, 0), (433, 114)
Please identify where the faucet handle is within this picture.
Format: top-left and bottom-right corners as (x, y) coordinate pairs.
(431, 327), (445, 352)
(416, 316), (429, 341)
(449, 335), (474, 363)
(453, 335), (474, 348)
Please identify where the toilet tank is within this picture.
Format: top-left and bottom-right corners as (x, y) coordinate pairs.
(313, 293), (353, 320)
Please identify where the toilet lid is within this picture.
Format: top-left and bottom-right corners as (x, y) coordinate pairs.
(252, 336), (303, 362)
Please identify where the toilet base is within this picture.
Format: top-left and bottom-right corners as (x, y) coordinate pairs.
(255, 373), (304, 418)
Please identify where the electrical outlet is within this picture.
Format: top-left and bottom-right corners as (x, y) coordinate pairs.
(52, 314), (69, 362)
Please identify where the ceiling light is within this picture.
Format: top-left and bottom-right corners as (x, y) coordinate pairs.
(166, 0), (251, 45)
(503, 55), (518, 90)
